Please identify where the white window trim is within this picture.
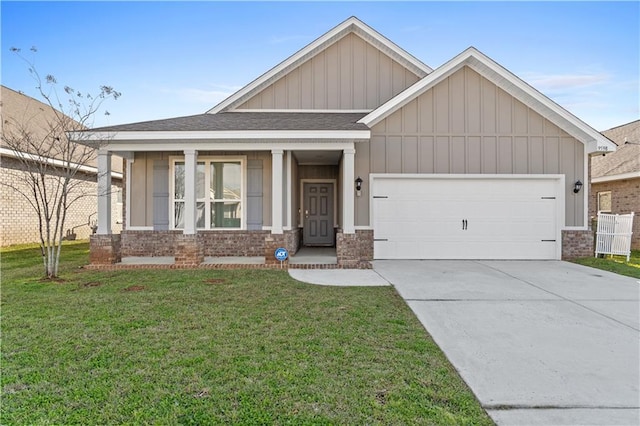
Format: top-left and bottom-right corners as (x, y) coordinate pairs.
(169, 155), (247, 231)
(597, 191), (612, 214)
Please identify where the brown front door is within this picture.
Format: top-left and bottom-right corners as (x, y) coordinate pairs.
(303, 182), (334, 246)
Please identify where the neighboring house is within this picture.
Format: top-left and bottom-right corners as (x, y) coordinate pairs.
(77, 17), (616, 267)
(0, 85), (123, 246)
(590, 120), (640, 249)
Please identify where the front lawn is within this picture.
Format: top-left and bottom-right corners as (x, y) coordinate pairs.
(1, 242), (492, 425)
(572, 249), (640, 279)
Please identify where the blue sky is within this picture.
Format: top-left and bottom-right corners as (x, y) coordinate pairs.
(2, 1), (638, 131)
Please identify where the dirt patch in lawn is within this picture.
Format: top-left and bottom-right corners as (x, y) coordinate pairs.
(204, 278), (226, 284)
(83, 281), (102, 288)
(39, 277), (67, 284)
(123, 285), (145, 292)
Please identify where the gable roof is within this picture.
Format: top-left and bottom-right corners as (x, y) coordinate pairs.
(592, 120), (640, 182)
(1, 85), (123, 174)
(359, 47), (617, 154)
(207, 16), (432, 114)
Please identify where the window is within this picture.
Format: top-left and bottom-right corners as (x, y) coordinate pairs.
(172, 158), (244, 229)
(597, 191), (612, 213)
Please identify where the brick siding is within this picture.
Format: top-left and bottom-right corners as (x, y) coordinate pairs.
(561, 230), (594, 260)
(590, 178), (640, 250)
(89, 234), (122, 264)
(336, 229), (373, 268)
(1, 157), (122, 246)
(120, 229), (269, 258)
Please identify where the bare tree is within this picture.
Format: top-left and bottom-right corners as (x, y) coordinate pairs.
(1, 47), (120, 278)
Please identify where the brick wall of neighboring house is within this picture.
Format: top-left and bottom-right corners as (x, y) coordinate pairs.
(590, 178), (640, 250)
(1, 156), (122, 246)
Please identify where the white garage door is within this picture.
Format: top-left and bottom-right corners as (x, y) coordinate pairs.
(372, 175), (562, 260)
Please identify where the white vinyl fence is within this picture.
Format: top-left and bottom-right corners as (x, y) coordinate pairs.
(595, 212), (635, 261)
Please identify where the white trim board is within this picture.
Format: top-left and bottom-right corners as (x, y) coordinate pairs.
(592, 171), (640, 183)
(91, 141), (356, 153)
(74, 130), (370, 143)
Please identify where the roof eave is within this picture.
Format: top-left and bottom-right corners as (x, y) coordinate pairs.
(592, 171), (640, 183)
(71, 129), (371, 142)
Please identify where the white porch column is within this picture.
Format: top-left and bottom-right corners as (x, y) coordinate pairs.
(97, 150), (112, 235)
(183, 149), (198, 235)
(342, 148), (356, 234)
(271, 149), (284, 234)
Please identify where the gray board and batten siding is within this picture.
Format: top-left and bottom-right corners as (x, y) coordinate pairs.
(354, 66), (585, 228)
(237, 33), (422, 111)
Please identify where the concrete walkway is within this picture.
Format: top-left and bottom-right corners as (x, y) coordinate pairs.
(374, 260), (640, 426)
(288, 268), (390, 286)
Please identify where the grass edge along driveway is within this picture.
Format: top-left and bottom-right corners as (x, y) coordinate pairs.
(1, 242), (492, 425)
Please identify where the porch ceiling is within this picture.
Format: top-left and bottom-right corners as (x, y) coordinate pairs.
(293, 150), (342, 165)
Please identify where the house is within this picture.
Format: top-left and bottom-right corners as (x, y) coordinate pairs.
(76, 17), (616, 267)
(590, 120), (639, 249)
(0, 85), (123, 246)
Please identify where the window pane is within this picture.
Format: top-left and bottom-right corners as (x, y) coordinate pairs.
(223, 162), (241, 200)
(174, 162), (185, 199)
(196, 202), (205, 228)
(211, 201), (241, 228)
(174, 201), (184, 229)
(196, 162), (205, 199)
(211, 162), (241, 200)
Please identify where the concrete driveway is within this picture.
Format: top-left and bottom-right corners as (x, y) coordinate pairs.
(374, 260), (640, 426)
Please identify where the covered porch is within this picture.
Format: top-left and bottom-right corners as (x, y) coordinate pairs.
(80, 112), (373, 268)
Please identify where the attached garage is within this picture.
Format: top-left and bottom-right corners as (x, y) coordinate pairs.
(371, 175), (564, 260)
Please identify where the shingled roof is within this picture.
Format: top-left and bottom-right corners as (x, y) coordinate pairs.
(90, 112), (370, 132)
(592, 120), (640, 179)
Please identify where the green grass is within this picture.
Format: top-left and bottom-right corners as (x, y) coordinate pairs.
(1, 242), (492, 425)
(572, 250), (640, 279)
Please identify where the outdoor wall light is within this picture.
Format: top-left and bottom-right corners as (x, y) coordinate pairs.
(355, 176), (363, 191)
(573, 180), (583, 194)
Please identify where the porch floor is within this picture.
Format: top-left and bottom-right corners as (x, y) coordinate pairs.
(119, 256), (266, 265)
(289, 247), (337, 265)
(118, 248), (337, 266)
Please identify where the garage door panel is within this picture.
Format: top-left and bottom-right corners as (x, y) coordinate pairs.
(373, 177), (560, 260)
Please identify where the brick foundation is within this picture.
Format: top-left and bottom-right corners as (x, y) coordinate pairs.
(174, 234), (203, 266)
(336, 229), (373, 268)
(562, 229), (594, 260)
(200, 230), (268, 256)
(264, 233), (288, 266)
(121, 230), (179, 257)
(90, 234), (122, 264)
(285, 228), (301, 256)
(121, 230), (269, 257)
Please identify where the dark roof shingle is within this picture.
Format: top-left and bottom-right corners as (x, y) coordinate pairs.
(91, 112), (370, 132)
(592, 120), (640, 178)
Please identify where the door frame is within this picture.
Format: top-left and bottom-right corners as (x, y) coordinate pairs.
(299, 179), (338, 229)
